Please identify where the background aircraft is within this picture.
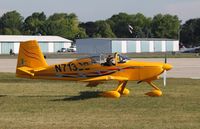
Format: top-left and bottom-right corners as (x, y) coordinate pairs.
(16, 40), (172, 98)
(179, 43), (200, 53)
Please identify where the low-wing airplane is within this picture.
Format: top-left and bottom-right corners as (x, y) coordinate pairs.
(180, 46), (200, 53)
(179, 43), (200, 53)
(16, 40), (172, 98)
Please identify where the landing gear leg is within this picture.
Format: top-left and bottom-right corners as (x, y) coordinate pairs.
(145, 81), (162, 97)
(116, 81), (129, 95)
(101, 80), (129, 98)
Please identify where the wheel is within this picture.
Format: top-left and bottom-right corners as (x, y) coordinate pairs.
(118, 88), (130, 95)
(145, 90), (162, 97)
(101, 91), (121, 98)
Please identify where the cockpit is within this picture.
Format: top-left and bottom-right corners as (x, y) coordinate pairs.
(76, 53), (130, 66)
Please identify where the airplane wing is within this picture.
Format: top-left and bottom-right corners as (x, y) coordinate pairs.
(81, 75), (128, 82)
(81, 75), (127, 87)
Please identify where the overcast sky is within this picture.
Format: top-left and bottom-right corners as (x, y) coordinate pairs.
(0, 0), (199, 23)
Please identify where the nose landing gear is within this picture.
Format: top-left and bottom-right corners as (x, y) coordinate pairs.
(145, 82), (162, 97)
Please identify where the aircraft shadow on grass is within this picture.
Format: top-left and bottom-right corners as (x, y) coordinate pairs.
(52, 91), (102, 101)
(0, 95), (7, 97)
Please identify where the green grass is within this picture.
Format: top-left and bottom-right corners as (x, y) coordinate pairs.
(0, 73), (199, 129)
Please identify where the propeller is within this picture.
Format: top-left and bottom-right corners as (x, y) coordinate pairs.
(163, 69), (167, 86)
(163, 53), (167, 86)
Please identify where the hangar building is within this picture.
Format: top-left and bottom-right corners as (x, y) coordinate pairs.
(76, 38), (179, 54)
(0, 35), (72, 54)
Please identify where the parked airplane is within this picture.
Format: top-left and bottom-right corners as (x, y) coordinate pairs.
(179, 43), (200, 53)
(16, 40), (172, 98)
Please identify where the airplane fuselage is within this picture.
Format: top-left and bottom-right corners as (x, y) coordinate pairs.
(33, 58), (166, 82)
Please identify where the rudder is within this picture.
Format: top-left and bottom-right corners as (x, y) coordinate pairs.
(16, 40), (48, 77)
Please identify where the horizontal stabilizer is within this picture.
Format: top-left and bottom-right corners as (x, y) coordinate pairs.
(16, 67), (34, 77)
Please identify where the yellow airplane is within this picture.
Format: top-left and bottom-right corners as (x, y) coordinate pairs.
(16, 40), (172, 98)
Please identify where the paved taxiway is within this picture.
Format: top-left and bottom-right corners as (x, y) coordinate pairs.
(0, 58), (199, 78)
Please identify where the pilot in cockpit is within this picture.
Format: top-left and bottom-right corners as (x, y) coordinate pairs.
(105, 54), (114, 66)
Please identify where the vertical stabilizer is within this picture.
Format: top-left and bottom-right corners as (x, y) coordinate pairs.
(17, 40), (48, 69)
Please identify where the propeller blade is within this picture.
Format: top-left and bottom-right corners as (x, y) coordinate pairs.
(163, 70), (167, 86)
(164, 53), (167, 86)
(164, 53), (167, 63)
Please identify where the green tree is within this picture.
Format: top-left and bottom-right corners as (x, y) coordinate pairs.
(44, 13), (86, 39)
(107, 12), (132, 38)
(151, 14), (180, 39)
(94, 20), (116, 38)
(181, 18), (200, 47)
(107, 13), (152, 38)
(0, 10), (23, 34)
(79, 22), (97, 37)
(23, 12), (46, 35)
(80, 20), (116, 38)
(129, 13), (152, 38)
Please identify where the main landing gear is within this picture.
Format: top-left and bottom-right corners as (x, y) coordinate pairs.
(101, 80), (162, 98)
(101, 80), (130, 98)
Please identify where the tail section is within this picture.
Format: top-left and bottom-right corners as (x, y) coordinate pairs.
(16, 40), (48, 78)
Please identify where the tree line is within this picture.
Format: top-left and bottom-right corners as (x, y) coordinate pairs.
(0, 11), (199, 47)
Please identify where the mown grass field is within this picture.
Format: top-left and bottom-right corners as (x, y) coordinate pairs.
(0, 73), (199, 129)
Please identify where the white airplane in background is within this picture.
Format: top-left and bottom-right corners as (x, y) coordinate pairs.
(179, 43), (200, 53)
